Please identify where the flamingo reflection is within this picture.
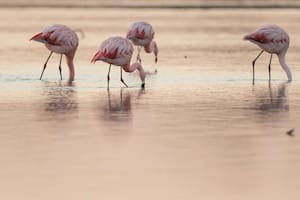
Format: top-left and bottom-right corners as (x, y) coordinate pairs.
(42, 82), (78, 113)
(255, 81), (289, 112)
(101, 89), (144, 122)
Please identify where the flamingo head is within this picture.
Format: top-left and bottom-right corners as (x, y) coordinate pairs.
(123, 62), (145, 88)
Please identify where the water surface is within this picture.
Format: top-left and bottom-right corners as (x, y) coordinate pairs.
(0, 7), (300, 200)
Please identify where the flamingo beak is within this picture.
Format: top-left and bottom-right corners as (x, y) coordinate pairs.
(91, 51), (102, 64)
(30, 32), (47, 44)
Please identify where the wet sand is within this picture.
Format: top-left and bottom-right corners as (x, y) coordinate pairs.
(0, 7), (300, 200)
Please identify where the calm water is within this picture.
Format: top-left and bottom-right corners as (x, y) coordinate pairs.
(0, 7), (300, 200)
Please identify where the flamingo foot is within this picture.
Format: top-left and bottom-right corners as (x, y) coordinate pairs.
(121, 78), (128, 88)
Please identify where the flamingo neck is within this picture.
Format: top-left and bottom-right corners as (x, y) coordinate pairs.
(123, 62), (145, 84)
(144, 41), (158, 61)
(278, 51), (292, 81)
(66, 54), (75, 82)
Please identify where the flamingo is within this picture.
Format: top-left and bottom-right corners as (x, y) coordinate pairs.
(126, 21), (158, 64)
(30, 24), (79, 83)
(91, 36), (146, 89)
(244, 24), (292, 83)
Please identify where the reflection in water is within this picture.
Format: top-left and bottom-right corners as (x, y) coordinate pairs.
(108, 89), (131, 113)
(255, 82), (289, 112)
(101, 89), (144, 122)
(42, 82), (78, 114)
(1, 8), (300, 200)
(103, 89), (132, 122)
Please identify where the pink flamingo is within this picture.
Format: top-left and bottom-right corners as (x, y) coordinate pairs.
(91, 36), (146, 89)
(244, 24), (292, 82)
(30, 24), (79, 83)
(126, 21), (158, 64)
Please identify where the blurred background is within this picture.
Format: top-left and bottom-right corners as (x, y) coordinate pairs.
(0, 0), (299, 8)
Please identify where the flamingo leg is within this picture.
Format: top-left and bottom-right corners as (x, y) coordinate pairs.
(58, 54), (63, 80)
(107, 89), (112, 111)
(268, 81), (273, 103)
(268, 54), (273, 81)
(107, 64), (111, 90)
(120, 67), (128, 88)
(137, 46), (142, 63)
(252, 50), (264, 83)
(120, 88), (123, 106)
(40, 51), (53, 80)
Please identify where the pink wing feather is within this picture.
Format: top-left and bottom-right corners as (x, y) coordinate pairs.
(244, 25), (289, 44)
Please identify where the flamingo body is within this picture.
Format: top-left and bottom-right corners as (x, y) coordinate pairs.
(30, 24), (79, 82)
(127, 22), (154, 46)
(91, 36), (145, 89)
(92, 36), (134, 67)
(244, 24), (292, 81)
(244, 24), (289, 54)
(126, 21), (158, 63)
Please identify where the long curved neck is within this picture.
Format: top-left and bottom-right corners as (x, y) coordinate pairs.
(123, 62), (145, 84)
(66, 54), (75, 82)
(278, 51), (292, 81)
(144, 41), (158, 62)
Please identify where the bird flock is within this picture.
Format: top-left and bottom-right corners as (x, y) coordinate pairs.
(30, 22), (292, 89)
(30, 22), (158, 89)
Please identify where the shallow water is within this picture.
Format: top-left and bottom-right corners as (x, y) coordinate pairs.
(0, 7), (300, 200)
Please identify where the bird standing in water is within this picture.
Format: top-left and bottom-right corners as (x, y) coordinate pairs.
(91, 36), (146, 90)
(244, 24), (292, 83)
(30, 24), (79, 83)
(126, 21), (158, 64)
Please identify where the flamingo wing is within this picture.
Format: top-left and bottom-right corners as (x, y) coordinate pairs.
(101, 37), (133, 58)
(244, 25), (289, 44)
(127, 22), (154, 41)
(30, 31), (58, 45)
(92, 36), (134, 65)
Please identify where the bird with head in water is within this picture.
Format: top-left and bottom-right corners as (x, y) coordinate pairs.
(244, 24), (292, 83)
(126, 21), (158, 65)
(91, 36), (146, 90)
(30, 24), (79, 83)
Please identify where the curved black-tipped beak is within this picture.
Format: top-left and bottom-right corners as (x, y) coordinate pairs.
(141, 83), (145, 89)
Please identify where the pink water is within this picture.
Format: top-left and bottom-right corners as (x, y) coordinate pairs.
(0, 8), (300, 200)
